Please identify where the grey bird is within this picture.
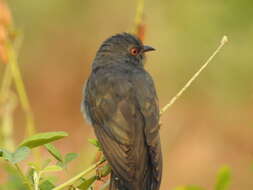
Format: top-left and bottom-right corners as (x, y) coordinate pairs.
(82, 33), (162, 190)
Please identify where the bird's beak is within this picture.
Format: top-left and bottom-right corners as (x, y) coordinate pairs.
(143, 45), (156, 53)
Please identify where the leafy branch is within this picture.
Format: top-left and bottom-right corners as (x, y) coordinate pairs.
(52, 158), (107, 190)
(0, 131), (73, 190)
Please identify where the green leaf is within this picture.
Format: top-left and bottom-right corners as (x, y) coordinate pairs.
(88, 138), (101, 150)
(56, 153), (78, 168)
(64, 153), (78, 165)
(41, 165), (63, 174)
(0, 149), (13, 162)
(39, 180), (55, 190)
(215, 166), (231, 190)
(45, 143), (63, 162)
(56, 161), (64, 168)
(77, 176), (97, 190)
(0, 147), (30, 164)
(12, 147), (31, 164)
(18, 131), (68, 148)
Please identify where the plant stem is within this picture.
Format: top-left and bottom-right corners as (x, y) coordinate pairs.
(33, 171), (40, 190)
(160, 36), (228, 115)
(1, 92), (16, 151)
(0, 65), (12, 99)
(7, 42), (36, 137)
(134, 0), (145, 27)
(14, 163), (34, 190)
(0, 33), (24, 148)
(6, 40), (41, 164)
(132, 0), (145, 40)
(0, 65), (14, 150)
(53, 159), (106, 190)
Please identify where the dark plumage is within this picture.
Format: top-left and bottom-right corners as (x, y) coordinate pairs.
(82, 33), (162, 190)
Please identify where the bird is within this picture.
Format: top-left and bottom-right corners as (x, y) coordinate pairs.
(82, 33), (162, 190)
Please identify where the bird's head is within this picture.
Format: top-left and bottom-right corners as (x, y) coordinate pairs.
(93, 33), (155, 68)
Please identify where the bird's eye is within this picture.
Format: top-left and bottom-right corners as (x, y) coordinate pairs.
(130, 47), (139, 56)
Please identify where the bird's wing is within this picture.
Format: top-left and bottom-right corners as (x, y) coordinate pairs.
(134, 71), (162, 189)
(85, 71), (149, 184)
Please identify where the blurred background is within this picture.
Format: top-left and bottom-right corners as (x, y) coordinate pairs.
(1, 0), (253, 189)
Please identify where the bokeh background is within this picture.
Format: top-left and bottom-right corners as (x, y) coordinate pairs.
(1, 0), (253, 189)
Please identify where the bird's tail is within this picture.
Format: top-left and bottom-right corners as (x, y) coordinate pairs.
(109, 168), (159, 190)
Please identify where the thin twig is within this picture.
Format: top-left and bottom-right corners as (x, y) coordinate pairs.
(1, 91), (17, 151)
(0, 65), (13, 149)
(132, 0), (145, 41)
(53, 159), (106, 190)
(0, 65), (12, 100)
(6, 42), (35, 136)
(160, 36), (228, 115)
(0, 33), (24, 148)
(134, 0), (144, 28)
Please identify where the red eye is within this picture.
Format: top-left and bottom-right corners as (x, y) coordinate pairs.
(130, 47), (139, 56)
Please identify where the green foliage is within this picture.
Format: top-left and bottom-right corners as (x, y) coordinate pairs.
(77, 176), (97, 190)
(0, 112), (235, 190)
(77, 163), (111, 190)
(0, 132), (104, 190)
(215, 166), (231, 190)
(0, 148), (12, 161)
(63, 153), (79, 166)
(18, 131), (68, 148)
(0, 131), (73, 190)
(38, 165), (63, 175)
(11, 147), (31, 164)
(0, 146), (30, 164)
(39, 180), (55, 190)
(45, 143), (79, 169)
(88, 138), (102, 150)
(45, 143), (63, 162)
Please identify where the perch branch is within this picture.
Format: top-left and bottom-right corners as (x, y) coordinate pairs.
(160, 36), (228, 115)
(53, 158), (106, 190)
